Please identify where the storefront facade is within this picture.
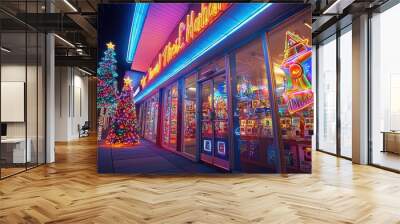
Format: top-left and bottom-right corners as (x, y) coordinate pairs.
(135, 3), (313, 173)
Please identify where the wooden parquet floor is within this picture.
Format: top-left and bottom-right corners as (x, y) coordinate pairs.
(1, 136), (400, 224)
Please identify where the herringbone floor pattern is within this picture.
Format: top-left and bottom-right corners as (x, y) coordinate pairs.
(1, 136), (400, 224)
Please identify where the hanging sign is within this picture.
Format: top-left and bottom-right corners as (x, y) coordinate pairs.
(140, 3), (231, 88)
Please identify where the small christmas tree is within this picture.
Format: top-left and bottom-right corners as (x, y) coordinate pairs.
(97, 41), (118, 112)
(105, 76), (139, 146)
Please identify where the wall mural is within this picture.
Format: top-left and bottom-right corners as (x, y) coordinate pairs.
(97, 3), (313, 174)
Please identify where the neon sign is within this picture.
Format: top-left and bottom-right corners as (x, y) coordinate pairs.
(141, 3), (231, 88)
(280, 31), (313, 114)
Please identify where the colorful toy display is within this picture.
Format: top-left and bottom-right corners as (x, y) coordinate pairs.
(236, 72), (274, 171)
(304, 111), (314, 137)
(183, 99), (196, 139)
(162, 85), (178, 148)
(143, 94), (159, 142)
(104, 77), (140, 146)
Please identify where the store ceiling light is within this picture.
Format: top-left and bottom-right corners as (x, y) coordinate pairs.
(323, 0), (355, 14)
(54, 34), (75, 48)
(63, 0), (78, 12)
(304, 22), (312, 29)
(126, 3), (149, 63)
(78, 67), (93, 76)
(1, 47), (11, 53)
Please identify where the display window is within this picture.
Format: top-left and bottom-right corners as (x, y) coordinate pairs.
(162, 83), (178, 150)
(267, 9), (313, 173)
(140, 101), (150, 137)
(143, 93), (159, 142)
(182, 74), (197, 158)
(234, 37), (276, 172)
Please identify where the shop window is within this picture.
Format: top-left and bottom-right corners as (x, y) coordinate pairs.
(234, 38), (276, 172)
(143, 93), (159, 142)
(162, 84), (178, 150)
(267, 9), (313, 172)
(182, 74), (197, 158)
(371, 4), (400, 171)
(139, 102), (147, 137)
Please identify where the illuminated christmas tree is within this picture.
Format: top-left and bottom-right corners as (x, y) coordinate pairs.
(105, 77), (139, 145)
(97, 41), (118, 112)
(97, 42), (118, 140)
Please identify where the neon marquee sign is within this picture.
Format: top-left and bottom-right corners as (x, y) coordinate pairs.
(280, 31), (313, 114)
(140, 3), (231, 88)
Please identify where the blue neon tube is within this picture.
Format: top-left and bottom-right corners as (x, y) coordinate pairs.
(126, 3), (149, 63)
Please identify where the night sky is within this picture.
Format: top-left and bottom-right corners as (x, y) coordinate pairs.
(98, 3), (135, 89)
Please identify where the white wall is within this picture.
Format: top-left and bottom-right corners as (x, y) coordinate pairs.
(54, 67), (89, 141)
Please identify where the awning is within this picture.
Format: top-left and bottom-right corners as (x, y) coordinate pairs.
(127, 3), (307, 102)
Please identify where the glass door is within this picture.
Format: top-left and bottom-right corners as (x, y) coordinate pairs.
(182, 75), (197, 158)
(162, 84), (178, 150)
(200, 74), (229, 170)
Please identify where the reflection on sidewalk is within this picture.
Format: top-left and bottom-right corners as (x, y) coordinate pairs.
(98, 140), (223, 173)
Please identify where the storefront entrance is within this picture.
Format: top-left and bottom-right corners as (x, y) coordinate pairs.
(199, 73), (230, 170)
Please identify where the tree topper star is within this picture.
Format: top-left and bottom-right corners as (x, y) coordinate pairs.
(124, 77), (132, 86)
(106, 42), (115, 50)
